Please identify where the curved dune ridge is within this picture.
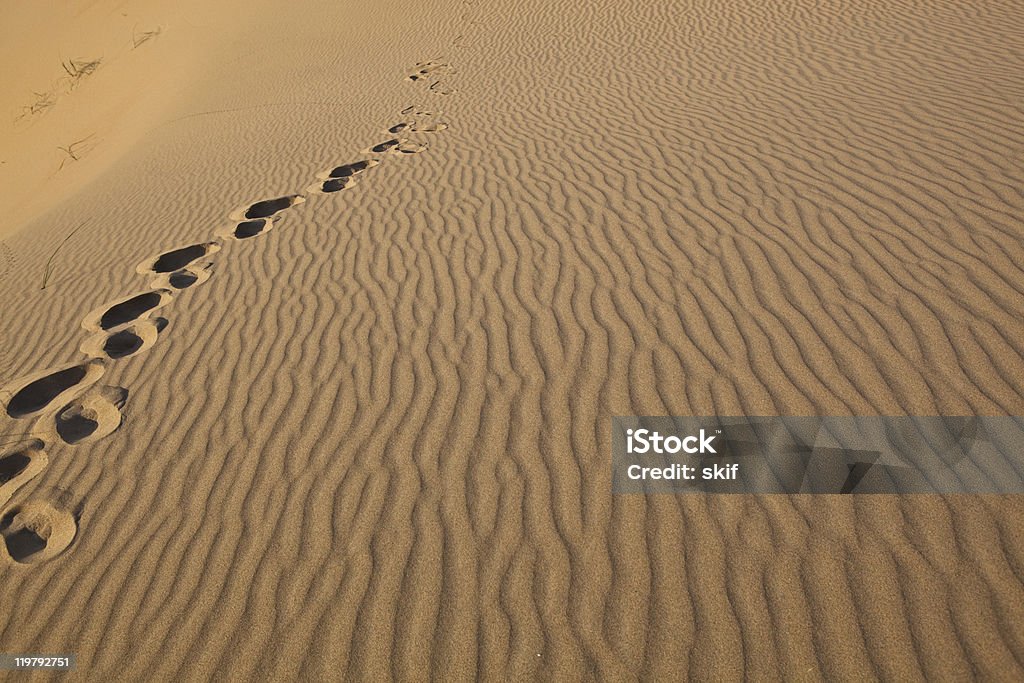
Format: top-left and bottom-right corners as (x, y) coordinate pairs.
(1, 0), (1024, 679)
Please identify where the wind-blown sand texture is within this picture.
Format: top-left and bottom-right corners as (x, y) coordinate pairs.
(1, 0), (1023, 679)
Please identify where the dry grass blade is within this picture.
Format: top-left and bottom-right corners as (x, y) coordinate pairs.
(56, 134), (96, 170)
(25, 91), (56, 117)
(132, 26), (162, 49)
(40, 222), (87, 290)
(15, 91), (57, 122)
(61, 58), (101, 89)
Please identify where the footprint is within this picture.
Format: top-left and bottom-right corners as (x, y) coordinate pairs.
(428, 80), (458, 96)
(0, 500), (77, 564)
(230, 194), (306, 221)
(326, 159), (380, 178)
(219, 217), (276, 241)
(52, 386), (128, 445)
(369, 139), (400, 153)
(0, 440), (47, 509)
(306, 159), (380, 194)
(388, 121), (449, 134)
(307, 177), (358, 194)
(137, 242), (220, 276)
(150, 262), (214, 290)
(1, 360), (105, 419)
(400, 106), (440, 116)
(367, 138), (428, 155)
(80, 318), (167, 360)
(82, 289), (173, 332)
(407, 61), (453, 81)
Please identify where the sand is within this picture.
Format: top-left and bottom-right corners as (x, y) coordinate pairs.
(1, 0), (1024, 679)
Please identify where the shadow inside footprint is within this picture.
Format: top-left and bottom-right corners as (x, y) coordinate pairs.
(55, 386), (128, 445)
(429, 80), (457, 95)
(56, 412), (97, 444)
(370, 139), (427, 155)
(151, 244), (212, 273)
(169, 271), (199, 288)
(245, 196), (301, 219)
(310, 159), (380, 194)
(329, 160), (377, 178)
(150, 262), (213, 291)
(371, 139), (400, 153)
(82, 318), (166, 361)
(408, 62), (452, 81)
(0, 501), (77, 564)
(100, 292), (164, 330)
(2, 523), (46, 561)
(321, 178), (353, 193)
(83, 291), (171, 333)
(103, 330), (143, 358)
(0, 441), (46, 509)
(0, 452), (30, 485)
(235, 219), (270, 239)
(399, 141), (427, 154)
(5, 364), (96, 418)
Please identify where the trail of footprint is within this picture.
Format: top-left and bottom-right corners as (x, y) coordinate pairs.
(1, 360), (106, 420)
(51, 385), (128, 446)
(0, 109), (443, 561)
(0, 500), (77, 564)
(81, 317), (168, 360)
(0, 440), (46, 509)
(81, 289), (174, 332)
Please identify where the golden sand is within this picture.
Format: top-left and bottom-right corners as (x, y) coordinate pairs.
(1, 0), (1023, 678)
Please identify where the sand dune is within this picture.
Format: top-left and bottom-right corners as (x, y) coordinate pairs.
(1, 0), (1024, 679)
